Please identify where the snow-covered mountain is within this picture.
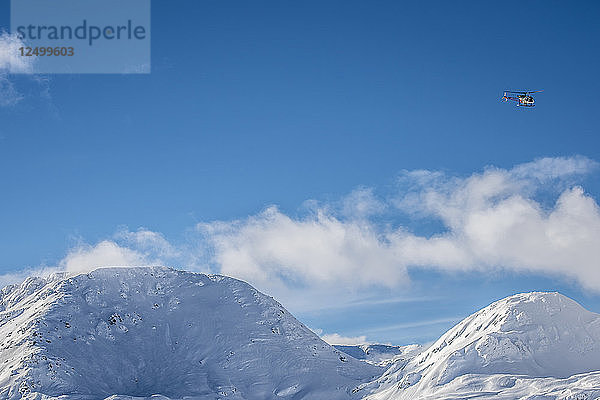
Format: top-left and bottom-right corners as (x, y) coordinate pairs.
(0, 267), (380, 400)
(3, 267), (600, 400)
(358, 292), (600, 400)
(334, 345), (422, 367)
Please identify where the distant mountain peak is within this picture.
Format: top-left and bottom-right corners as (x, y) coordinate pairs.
(361, 291), (600, 400)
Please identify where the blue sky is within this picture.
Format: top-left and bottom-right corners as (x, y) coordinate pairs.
(1, 1), (600, 345)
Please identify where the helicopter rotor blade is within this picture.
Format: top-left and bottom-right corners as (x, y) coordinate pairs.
(504, 90), (543, 94)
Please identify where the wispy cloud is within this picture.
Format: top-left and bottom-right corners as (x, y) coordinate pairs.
(362, 317), (463, 334)
(0, 75), (23, 107)
(315, 295), (445, 312)
(0, 32), (53, 109)
(0, 32), (36, 107)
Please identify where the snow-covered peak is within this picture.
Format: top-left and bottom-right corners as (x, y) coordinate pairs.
(361, 291), (600, 400)
(417, 291), (600, 382)
(0, 266), (380, 400)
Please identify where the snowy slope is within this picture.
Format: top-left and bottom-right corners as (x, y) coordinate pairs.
(334, 345), (422, 367)
(358, 292), (600, 400)
(0, 267), (380, 400)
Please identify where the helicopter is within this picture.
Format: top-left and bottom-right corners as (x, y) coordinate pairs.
(502, 90), (543, 107)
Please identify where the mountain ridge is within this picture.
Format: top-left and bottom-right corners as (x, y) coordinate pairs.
(334, 344), (423, 367)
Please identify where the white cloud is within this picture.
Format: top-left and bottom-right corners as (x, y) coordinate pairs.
(199, 156), (600, 293)
(321, 333), (368, 345)
(198, 206), (409, 289)
(59, 240), (149, 273)
(388, 157), (600, 290)
(2, 156), (600, 305)
(55, 229), (187, 276)
(0, 227), (208, 289)
(1, 241), (147, 289)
